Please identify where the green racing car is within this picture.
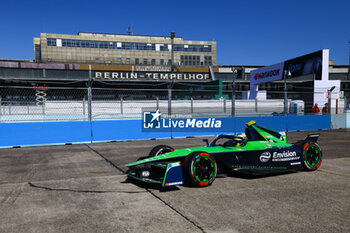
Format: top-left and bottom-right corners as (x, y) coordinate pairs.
(126, 120), (322, 188)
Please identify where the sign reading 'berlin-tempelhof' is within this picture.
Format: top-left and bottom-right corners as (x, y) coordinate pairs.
(95, 72), (210, 81)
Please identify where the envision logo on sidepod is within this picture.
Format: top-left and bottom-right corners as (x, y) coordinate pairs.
(260, 151), (271, 162)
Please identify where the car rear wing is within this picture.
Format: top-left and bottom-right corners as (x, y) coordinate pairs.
(305, 133), (320, 142)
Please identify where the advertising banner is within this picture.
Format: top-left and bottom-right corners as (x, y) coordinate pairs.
(250, 62), (284, 85)
(283, 50), (323, 80)
(249, 50), (327, 99)
(250, 50), (324, 85)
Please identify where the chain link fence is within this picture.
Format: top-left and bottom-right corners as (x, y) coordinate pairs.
(0, 83), (348, 122)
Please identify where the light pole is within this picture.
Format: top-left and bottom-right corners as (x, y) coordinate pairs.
(283, 70), (291, 115)
(88, 64), (92, 121)
(327, 86), (336, 114)
(170, 32), (175, 72)
(232, 68), (237, 117)
(348, 40), (350, 80)
(168, 32), (175, 116)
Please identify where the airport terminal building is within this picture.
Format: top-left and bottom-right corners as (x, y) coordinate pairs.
(34, 32), (216, 66)
(0, 32), (349, 113)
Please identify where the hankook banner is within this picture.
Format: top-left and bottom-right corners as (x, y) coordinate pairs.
(250, 50), (324, 85)
(250, 62), (284, 85)
(249, 49), (326, 99)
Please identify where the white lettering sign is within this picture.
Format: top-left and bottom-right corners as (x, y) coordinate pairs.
(94, 72), (211, 81)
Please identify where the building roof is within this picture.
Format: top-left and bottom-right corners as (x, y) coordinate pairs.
(77, 32), (184, 39)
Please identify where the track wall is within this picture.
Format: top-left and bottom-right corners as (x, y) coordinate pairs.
(0, 115), (331, 148)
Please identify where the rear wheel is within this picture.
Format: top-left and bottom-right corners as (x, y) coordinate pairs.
(302, 142), (322, 171)
(183, 152), (217, 187)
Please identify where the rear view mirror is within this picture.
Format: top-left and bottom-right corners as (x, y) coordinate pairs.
(203, 139), (209, 146)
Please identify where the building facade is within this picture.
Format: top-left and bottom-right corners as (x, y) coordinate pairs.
(34, 32), (217, 66)
(0, 32), (348, 114)
(0, 60), (348, 103)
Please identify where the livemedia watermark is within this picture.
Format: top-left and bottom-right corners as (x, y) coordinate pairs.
(142, 110), (223, 132)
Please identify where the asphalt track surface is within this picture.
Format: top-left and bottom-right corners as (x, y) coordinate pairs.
(0, 129), (349, 233)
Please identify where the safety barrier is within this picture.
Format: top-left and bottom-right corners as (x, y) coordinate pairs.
(330, 110), (350, 129)
(0, 115), (331, 148)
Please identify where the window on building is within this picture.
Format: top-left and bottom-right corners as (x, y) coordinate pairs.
(151, 59), (156, 65)
(126, 58), (130, 64)
(35, 45), (41, 62)
(135, 58), (139, 64)
(117, 58), (122, 64)
(181, 55), (200, 66)
(160, 59), (164, 65)
(108, 42), (115, 49)
(143, 58), (148, 65)
(46, 38), (212, 53)
(47, 38), (56, 46)
(168, 59), (172, 65)
(204, 56), (212, 66)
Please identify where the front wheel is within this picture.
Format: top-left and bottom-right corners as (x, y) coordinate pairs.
(137, 145), (174, 161)
(148, 145), (174, 157)
(183, 152), (217, 187)
(302, 142), (322, 171)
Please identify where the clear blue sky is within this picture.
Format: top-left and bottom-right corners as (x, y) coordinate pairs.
(1, 0), (349, 65)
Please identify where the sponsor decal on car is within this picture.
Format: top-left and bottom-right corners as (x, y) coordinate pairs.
(272, 151), (299, 162)
(168, 162), (181, 168)
(165, 181), (183, 186)
(259, 151), (299, 162)
(232, 165), (287, 170)
(260, 151), (271, 162)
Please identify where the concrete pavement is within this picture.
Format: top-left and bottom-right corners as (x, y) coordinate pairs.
(0, 129), (349, 233)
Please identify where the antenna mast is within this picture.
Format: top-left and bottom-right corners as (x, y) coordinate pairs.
(127, 25), (134, 35)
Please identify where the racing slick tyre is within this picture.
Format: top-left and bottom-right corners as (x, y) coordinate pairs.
(301, 142), (322, 171)
(149, 145), (174, 157)
(183, 151), (217, 187)
(137, 145), (174, 161)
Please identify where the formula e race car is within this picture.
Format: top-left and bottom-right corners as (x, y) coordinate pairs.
(125, 121), (322, 188)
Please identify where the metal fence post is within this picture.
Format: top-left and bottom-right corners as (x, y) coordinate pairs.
(191, 97), (194, 114)
(223, 98), (226, 113)
(42, 102), (45, 115)
(120, 98), (124, 115)
(255, 98), (258, 112)
(232, 68), (237, 117)
(0, 97), (2, 116)
(88, 87), (92, 120)
(344, 96), (348, 112)
(336, 98), (338, 114)
(88, 65), (92, 121)
(168, 83), (172, 116)
(328, 93), (331, 115)
(284, 70), (290, 115)
(83, 98), (86, 116)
